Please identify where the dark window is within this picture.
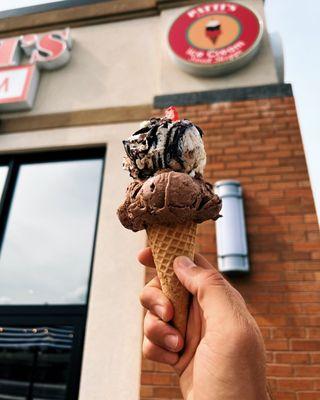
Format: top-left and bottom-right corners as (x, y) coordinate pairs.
(0, 326), (74, 400)
(0, 148), (105, 399)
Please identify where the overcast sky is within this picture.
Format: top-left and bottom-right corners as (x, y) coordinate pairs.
(0, 0), (63, 10)
(265, 0), (320, 221)
(0, 0), (318, 221)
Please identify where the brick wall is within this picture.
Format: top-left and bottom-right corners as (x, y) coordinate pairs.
(140, 96), (320, 400)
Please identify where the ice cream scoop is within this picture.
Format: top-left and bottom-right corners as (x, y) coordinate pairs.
(123, 117), (206, 180)
(118, 171), (221, 232)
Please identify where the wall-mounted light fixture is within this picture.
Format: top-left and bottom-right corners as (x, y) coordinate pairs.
(214, 180), (249, 276)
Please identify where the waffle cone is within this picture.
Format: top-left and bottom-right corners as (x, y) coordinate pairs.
(147, 222), (197, 338)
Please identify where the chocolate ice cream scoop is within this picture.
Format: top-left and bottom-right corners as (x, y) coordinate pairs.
(117, 171), (222, 232)
(122, 117), (206, 180)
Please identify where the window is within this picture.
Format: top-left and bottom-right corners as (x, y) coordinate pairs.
(0, 325), (75, 399)
(0, 159), (102, 305)
(0, 148), (105, 399)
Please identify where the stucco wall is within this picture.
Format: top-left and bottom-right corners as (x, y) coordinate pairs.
(2, 0), (278, 118)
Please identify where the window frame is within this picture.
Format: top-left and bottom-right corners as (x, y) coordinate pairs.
(0, 163), (10, 219)
(0, 147), (106, 400)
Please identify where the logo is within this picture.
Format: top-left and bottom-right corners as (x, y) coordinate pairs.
(168, 2), (263, 76)
(0, 28), (72, 111)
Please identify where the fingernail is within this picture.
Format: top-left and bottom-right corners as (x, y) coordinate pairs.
(176, 256), (196, 268)
(154, 305), (165, 320)
(164, 334), (179, 350)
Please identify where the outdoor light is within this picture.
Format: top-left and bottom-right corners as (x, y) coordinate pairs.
(214, 180), (249, 276)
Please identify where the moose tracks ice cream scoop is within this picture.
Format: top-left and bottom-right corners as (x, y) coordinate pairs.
(117, 107), (222, 339)
(122, 116), (206, 179)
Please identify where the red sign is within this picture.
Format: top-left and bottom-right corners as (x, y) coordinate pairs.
(0, 28), (72, 111)
(0, 65), (39, 111)
(168, 2), (263, 76)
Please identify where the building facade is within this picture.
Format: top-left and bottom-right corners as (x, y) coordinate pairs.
(0, 1), (319, 400)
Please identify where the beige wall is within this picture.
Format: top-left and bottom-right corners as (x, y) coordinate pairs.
(1, 0), (277, 119)
(0, 123), (146, 400)
(2, 17), (159, 118)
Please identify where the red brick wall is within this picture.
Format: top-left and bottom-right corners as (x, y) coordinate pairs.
(140, 96), (320, 400)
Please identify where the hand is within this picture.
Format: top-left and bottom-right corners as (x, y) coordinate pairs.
(138, 248), (269, 400)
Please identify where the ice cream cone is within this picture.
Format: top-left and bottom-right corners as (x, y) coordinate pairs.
(147, 222), (197, 338)
(205, 20), (221, 45)
(117, 111), (222, 344)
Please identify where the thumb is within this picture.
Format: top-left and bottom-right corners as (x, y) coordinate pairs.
(173, 256), (229, 312)
(173, 256), (225, 295)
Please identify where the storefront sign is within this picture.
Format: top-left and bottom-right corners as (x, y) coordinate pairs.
(0, 28), (72, 111)
(168, 2), (263, 76)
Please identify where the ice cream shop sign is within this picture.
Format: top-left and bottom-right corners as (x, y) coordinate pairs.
(168, 2), (264, 76)
(0, 28), (72, 111)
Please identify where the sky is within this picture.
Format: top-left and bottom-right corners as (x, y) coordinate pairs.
(0, 0), (64, 11)
(265, 0), (320, 221)
(0, 0), (318, 221)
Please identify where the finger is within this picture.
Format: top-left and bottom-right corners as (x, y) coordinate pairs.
(195, 255), (246, 306)
(173, 256), (231, 316)
(144, 311), (183, 352)
(143, 336), (179, 365)
(137, 247), (156, 268)
(194, 253), (214, 270)
(138, 249), (213, 270)
(174, 256), (225, 296)
(174, 296), (201, 376)
(140, 277), (174, 322)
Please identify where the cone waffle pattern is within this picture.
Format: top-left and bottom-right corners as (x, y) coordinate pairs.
(147, 222), (197, 338)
